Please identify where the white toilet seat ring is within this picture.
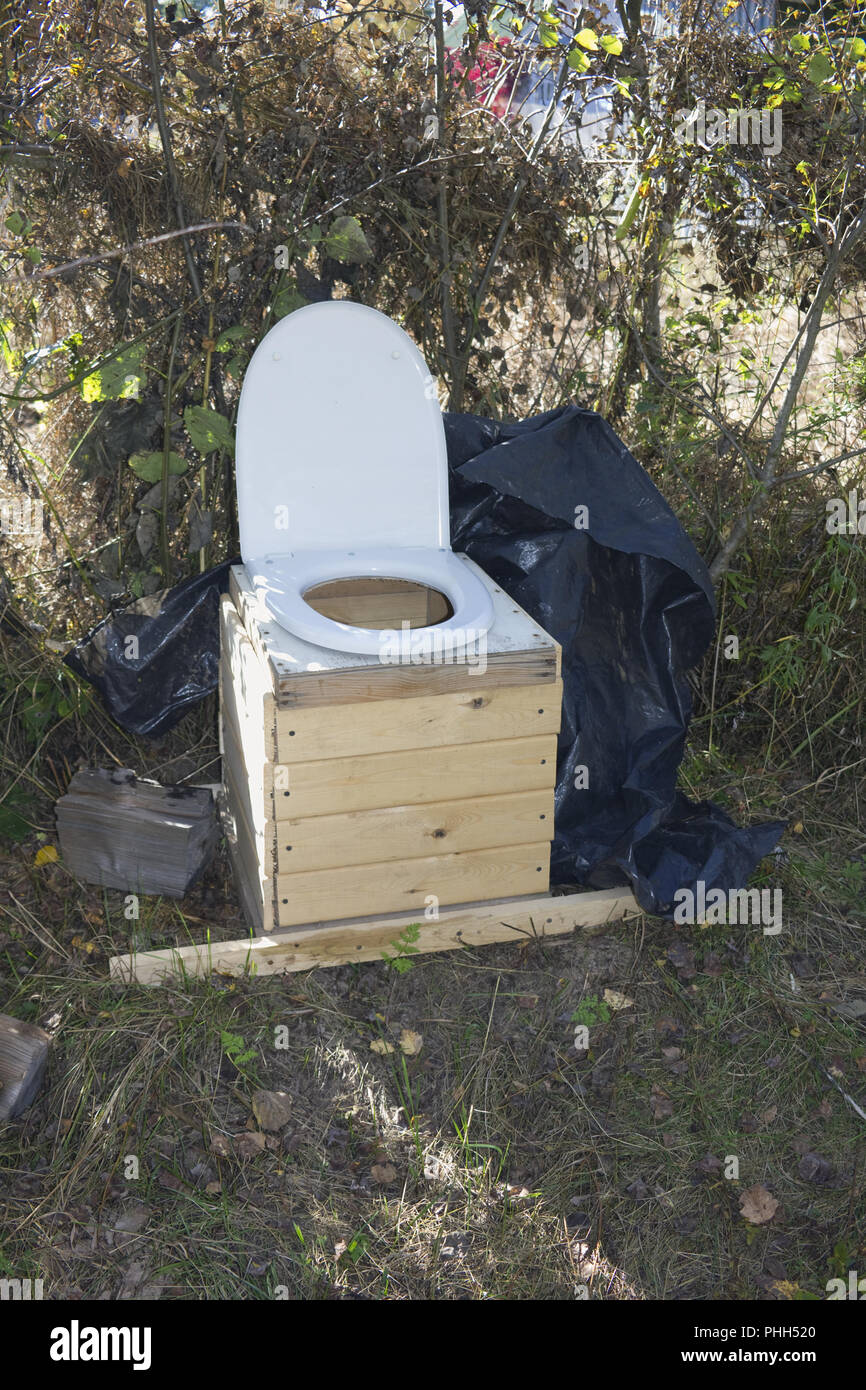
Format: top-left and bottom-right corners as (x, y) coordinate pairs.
(250, 548), (495, 657)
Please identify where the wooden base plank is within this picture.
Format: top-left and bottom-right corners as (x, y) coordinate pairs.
(109, 887), (641, 985)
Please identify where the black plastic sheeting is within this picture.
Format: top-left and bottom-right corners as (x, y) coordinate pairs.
(65, 561), (235, 740)
(445, 406), (784, 915)
(65, 404), (784, 915)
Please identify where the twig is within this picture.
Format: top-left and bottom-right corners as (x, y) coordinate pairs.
(144, 0), (203, 299)
(709, 199), (866, 583)
(433, 0), (458, 388)
(5, 222), (252, 285)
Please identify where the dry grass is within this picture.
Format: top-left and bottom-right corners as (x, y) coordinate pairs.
(1, 727), (864, 1300)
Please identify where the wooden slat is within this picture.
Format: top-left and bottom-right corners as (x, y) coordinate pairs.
(229, 562), (561, 707)
(220, 713), (270, 920)
(274, 842), (551, 928)
(109, 887), (641, 984)
(218, 781), (266, 934)
(269, 733), (558, 820)
(274, 788), (555, 873)
(275, 682), (562, 763)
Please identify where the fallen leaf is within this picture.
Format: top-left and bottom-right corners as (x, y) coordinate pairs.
(760, 1105), (778, 1126)
(205, 1181), (221, 1194)
(370, 1039), (395, 1055)
(739, 1184), (779, 1225)
(399, 1029), (423, 1055)
(666, 942), (696, 978)
(603, 988), (634, 1011)
(370, 1162), (397, 1184)
(650, 1085), (673, 1120)
(816, 1098), (832, 1119)
(210, 1132), (232, 1157)
(797, 1152), (834, 1184)
(696, 1153), (723, 1176)
(234, 1131), (267, 1159)
(157, 1168), (185, 1192)
(251, 1089), (292, 1131)
(34, 845), (59, 866)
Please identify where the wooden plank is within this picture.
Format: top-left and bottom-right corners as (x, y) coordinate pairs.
(275, 682), (562, 763)
(220, 713), (270, 921)
(274, 788), (554, 873)
(220, 596), (276, 756)
(229, 561), (560, 707)
(274, 842), (551, 927)
(269, 733), (558, 820)
(218, 783), (265, 934)
(109, 887), (640, 984)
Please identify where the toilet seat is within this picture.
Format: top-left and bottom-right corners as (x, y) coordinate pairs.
(235, 301), (495, 655)
(247, 547), (493, 657)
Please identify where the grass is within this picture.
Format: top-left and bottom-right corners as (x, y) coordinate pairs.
(1, 753), (864, 1300)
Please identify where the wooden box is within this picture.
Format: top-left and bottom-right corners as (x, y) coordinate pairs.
(219, 557), (563, 934)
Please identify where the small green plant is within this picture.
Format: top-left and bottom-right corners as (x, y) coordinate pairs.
(220, 1029), (257, 1070)
(380, 922), (421, 974)
(570, 995), (612, 1028)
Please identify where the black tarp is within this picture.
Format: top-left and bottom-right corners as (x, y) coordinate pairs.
(445, 405), (784, 915)
(65, 404), (784, 914)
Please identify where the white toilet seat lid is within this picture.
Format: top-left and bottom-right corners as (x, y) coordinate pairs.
(247, 548), (495, 656)
(236, 302), (450, 562)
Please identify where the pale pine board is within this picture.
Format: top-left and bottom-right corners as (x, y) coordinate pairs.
(110, 887), (641, 984)
(266, 732), (557, 821)
(274, 841), (551, 927)
(274, 787), (555, 874)
(275, 682), (562, 763)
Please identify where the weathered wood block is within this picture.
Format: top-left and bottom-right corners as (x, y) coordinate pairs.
(0, 1013), (51, 1120)
(56, 769), (219, 897)
(220, 561), (563, 934)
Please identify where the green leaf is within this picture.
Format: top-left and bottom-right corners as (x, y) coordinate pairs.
(538, 22), (559, 46)
(615, 177), (642, 241)
(323, 215), (373, 264)
(845, 37), (866, 59)
(81, 341), (146, 403)
(567, 45), (591, 72)
(184, 405), (234, 457)
(128, 450), (187, 483)
(5, 211), (30, 237)
(575, 27), (598, 50)
(807, 51), (834, 86)
(789, 33), (810, 52)
(214, 324), (251, 351)
(271, 285), (308, 320)
(600, 34), (622, 55)
(25, 247), (42, 263)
